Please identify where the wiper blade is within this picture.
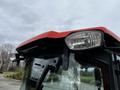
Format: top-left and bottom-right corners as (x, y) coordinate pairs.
(36, 65), (50, 90)
(34, 58), (61, 90)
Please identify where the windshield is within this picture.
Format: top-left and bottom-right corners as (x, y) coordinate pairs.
(20, 55), (104, 90)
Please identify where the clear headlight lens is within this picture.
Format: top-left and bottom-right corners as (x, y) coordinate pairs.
(65, 31), (102, 50)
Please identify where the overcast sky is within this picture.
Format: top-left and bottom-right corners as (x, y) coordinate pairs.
(0, 0), (120, 46)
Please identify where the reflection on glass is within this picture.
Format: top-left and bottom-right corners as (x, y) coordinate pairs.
(43, 54), (103, 90)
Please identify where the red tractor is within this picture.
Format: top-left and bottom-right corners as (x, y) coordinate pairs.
(16, 27), (120, 90)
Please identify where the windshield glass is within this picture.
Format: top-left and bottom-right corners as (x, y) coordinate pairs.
(20, 55), (104, 90)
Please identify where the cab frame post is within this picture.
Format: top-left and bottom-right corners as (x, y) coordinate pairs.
(105, 49), (119, 90)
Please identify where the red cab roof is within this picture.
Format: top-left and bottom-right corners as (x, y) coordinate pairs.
(17, 27), (120, 49)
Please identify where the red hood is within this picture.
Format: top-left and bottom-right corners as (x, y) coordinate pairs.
(17, 27), (120, 49)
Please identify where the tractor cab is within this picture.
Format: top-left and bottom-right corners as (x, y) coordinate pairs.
(16, 27), (120, 90)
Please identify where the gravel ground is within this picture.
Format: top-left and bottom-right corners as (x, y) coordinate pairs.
(0, 74), (21, 90)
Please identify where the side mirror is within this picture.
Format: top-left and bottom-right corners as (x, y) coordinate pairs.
(15, 54), (24, 66)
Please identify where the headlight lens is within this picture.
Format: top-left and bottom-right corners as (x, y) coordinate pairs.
(65, 31), (102, 50)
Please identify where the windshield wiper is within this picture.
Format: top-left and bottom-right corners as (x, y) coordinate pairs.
(35, 58), (61, 90)
(36, 65), (50, 90)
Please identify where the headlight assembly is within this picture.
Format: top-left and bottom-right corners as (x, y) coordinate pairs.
(65, 31), (102, 50)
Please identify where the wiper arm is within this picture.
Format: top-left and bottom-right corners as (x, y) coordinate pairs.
(36, 65), (50, 90)
(35, 58), (61, 90)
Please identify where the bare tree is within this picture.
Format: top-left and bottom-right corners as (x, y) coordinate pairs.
(0, 43), (14, 73)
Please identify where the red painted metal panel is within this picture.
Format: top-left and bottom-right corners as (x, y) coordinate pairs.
(17, 27), (120, 49)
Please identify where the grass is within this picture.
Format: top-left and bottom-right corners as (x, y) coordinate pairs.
(81, 76), (95, 84)
(3, 69), (24, 80)
(45, 73), (60, 82)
